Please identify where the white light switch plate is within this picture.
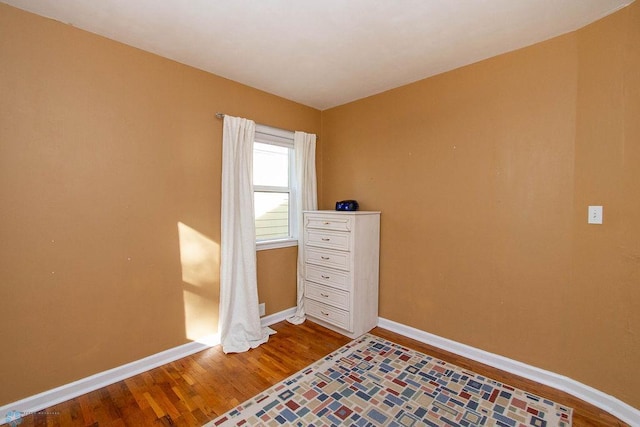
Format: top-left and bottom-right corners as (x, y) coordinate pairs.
(588, 206), (603, 224)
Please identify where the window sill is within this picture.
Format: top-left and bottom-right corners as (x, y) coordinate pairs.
(256, 238), (298, 251)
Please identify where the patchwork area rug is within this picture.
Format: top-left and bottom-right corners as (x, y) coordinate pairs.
(207, 334), (572, 427)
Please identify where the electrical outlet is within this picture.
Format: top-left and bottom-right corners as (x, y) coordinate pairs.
(259, 303), (265, 317)
(588, 206), (603, 224)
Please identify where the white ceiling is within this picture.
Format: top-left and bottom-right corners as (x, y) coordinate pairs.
(2, 0), (634, 110)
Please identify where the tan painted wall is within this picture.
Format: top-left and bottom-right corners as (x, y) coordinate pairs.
(568, 2), (640, 406)
(2, 0), (638, 412)
(321, 3), (639, 408)
(0, 4), (319, 405)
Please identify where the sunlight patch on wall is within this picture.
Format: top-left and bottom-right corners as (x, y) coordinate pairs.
(182, 289), (219, 345)
(178, 222), (219, 287)
(178, 222), (220, 344)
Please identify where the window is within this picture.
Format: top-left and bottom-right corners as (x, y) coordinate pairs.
(253, 125), (297, 250)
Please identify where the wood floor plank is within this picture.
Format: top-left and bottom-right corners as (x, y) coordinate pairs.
(12, 320), (629, 426)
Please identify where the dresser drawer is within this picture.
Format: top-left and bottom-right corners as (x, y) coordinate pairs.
(305, 264), (350, 290)
(305, 229), (351, 251)
(305, 281), (349, 310)
(305, 247), (350, 271)
(305, 215), (352, 232)
(305, 298), (350, 330)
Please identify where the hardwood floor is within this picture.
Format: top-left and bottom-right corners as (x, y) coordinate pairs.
(16, 321), (628, 426)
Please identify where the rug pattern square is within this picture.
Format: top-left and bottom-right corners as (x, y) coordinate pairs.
(209, 334), (572, 427)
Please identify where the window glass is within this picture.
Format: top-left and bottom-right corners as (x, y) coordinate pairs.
(255, 191), (289, 240)
(253, 136), (294, 245)
(253, 143), (289, 187)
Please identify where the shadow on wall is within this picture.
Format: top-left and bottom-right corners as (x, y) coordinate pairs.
(177, 222), (220, 345)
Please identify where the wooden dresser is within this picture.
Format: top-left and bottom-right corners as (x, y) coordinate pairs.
(302, 210), (380, 338)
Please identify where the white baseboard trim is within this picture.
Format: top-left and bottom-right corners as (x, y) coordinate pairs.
(261, 307), (296, 328)
(7, 311), (635, 426)
(377, 317), (640, 427)
(0, 338), (216, 424)
(0, 307), (296, 425)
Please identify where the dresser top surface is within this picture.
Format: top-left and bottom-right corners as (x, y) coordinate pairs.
(304, 210), (380, 215)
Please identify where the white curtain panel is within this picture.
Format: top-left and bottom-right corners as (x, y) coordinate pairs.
(219, 115), (273, 353)
(287, 131), (318, 325)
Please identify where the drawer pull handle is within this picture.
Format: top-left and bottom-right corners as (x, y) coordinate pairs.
(321, 256), (330, 260)
(321, 310), (330, 316)
(321, 275), (330, 279)
(320, 293), (329, 297)
(321, 238), (331, 241)
(323, 222), (331, 225)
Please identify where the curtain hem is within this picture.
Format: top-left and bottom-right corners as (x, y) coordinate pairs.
(221, 327), (276, 354)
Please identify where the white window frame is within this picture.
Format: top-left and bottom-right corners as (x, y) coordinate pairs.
(254, 124), (298, 251)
